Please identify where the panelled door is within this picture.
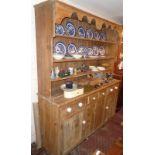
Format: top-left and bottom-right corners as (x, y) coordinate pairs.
(104, 85), (119, 121)
(61, 111), (84, 153)
(94, 89), (106, 129)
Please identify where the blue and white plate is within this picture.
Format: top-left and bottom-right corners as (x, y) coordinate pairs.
(100, 32), (106, 40)
(67, 43), (77, 56)
(98, 46), (105, 56)
(94, 32), (100, 40)
(78, 27), (85, 38)
(54, 42), (66, 60)
(93, 46), (99, 56)
(87, 48), (94, 57)
(66, 22), (76, 37)
(82, 48), (88, 58)
(77, 46), (85, 55)
(55, 24), (65, 35)
(86, 29), (93, 39)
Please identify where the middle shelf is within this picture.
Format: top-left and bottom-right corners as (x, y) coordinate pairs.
(53, 56), (114, 63)
(51, 69), (112, 82)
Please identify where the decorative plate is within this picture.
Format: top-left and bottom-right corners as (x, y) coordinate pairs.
(94, 31), (100, 40)
(54, 42), (66, 60)
(93, 46), (99, 56)
(98, 46), (105, 56)
(86, 29), (93, 39)
(77, 46), (85, 55)
(100, 32), (106, 40)
(87, 48), (94, 57)
(78, 27), (85, 38)
(67, 43), (77, 56)
(54, 42), (66, 55)
(55, 24), (65, 35)
(82, 48), (88, 58)
(66, 22), (76, 37)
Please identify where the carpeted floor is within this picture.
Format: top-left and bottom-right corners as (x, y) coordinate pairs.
(32, 109), (123, 155)
(70, 109), (123, 155)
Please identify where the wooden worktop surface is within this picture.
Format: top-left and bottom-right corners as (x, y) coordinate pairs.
(39, 79), (120, 107)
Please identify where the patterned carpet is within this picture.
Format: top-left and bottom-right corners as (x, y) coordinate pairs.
(71, 109), (123, 155)
(31, 109), (123, 155)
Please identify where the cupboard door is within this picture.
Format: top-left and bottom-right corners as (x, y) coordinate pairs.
(84, 103), (95, 137)
(84, 93), (98, 136)
(94, 90), (106, 129)
(104, 87), (117, 121)
(61, 111), (84, 153)
(111, 85), (119, 115)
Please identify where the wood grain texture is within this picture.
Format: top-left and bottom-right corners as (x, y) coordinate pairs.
(35, 1), (52, 97)
(55, 1), (122, 30)
(34, 1), (122, 155)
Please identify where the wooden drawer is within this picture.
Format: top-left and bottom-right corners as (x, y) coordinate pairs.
(60, 98), (86, 119)
(106, 84), (119, 94)
(99, 89), (107, 98)
(88, 92), (98, 104)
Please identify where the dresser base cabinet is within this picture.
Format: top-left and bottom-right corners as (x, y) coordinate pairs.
(38, 81), (120, 155)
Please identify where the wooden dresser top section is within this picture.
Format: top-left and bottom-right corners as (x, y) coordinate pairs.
(54, 1), (122, 31)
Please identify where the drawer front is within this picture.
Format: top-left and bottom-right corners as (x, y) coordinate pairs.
(60, 98), (86, 119)
(99, 89), (107, 98)
(88, 92), (98, 104)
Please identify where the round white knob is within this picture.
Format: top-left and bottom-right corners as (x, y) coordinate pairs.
(78, 102), (83, 107)
(105, 106), (109, 110)
(110, 88), (113, 92)
(102, 92), (105, 96)
(93, 97), (96, 100)
(66, 107), (72, 113)
(82, 120), (86, 124)
(114, 86), (118, 90)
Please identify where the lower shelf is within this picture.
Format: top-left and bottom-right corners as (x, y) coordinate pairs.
(51, 69), (112, 82)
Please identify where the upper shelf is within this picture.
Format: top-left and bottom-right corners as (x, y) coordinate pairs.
(53, 35), (117, 45)
(53, 56), (114, 63)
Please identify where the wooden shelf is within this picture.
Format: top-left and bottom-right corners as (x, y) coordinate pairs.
(53, 56), (114, 63)
(51, 69), (111, 82)
(54, 35), (117, 45)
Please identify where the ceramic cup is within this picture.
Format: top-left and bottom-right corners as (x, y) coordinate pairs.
(68, 67), (74, 75)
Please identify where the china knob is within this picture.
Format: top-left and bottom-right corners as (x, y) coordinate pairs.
(93, 97), (96, 100)
(82, 120), (86, 124)
(102, 92), (105, 96)
(114, 86), (118, 90)
(110, 88), (113, 92)
(105, 106), (109, 110)
(78, 102), (83, 107)
(66, 107), (72, 113)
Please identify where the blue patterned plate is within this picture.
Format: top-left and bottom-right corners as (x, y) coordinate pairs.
(82, 48), (88, 58)
(93, 46), (99, 56)
(87, 48), (94, 57)
(67, 43), (77, 56)
(100, 32), (106, 40)
(94, 31), (100, 40)
(54, 42), (66, 60)
(98, 46), (105, 56)
(55, 24), (65, 35)
(66, 22), (76, 37)
(86, 29), (93, 39)
(77, 46), (85, 55)
(78, 27), (85, 38)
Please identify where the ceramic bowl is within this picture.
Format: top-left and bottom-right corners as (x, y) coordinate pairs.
(53, 53), (64, 60)
(72, 54), (82, 59)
